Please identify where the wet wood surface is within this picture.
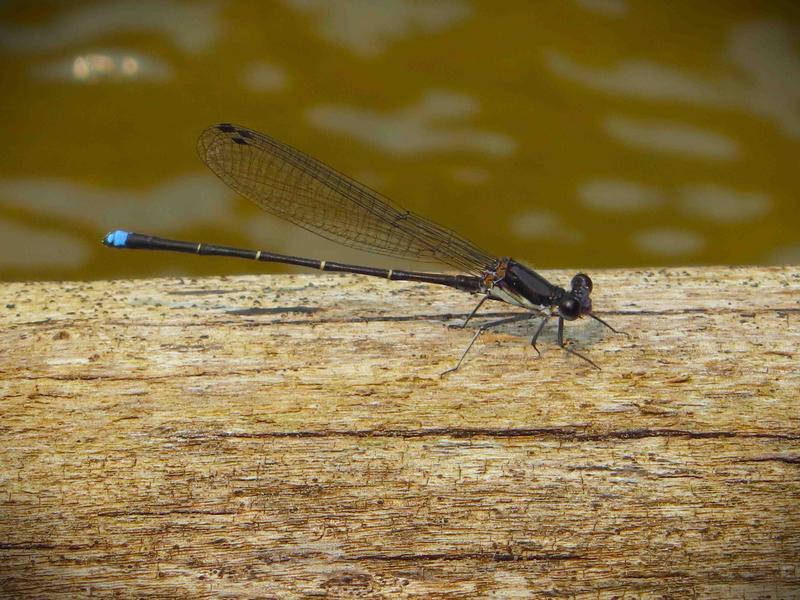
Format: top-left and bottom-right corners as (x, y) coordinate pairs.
(1, 267), (799, 598)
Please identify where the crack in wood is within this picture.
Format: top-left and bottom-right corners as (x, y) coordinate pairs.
(178, 427), (800, 441)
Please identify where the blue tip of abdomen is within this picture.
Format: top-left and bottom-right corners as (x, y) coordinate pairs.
(103, 230), (130, 248)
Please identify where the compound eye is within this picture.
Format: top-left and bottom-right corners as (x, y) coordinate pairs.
(559, 297), (581, 320)
(571, 273), (593, 292)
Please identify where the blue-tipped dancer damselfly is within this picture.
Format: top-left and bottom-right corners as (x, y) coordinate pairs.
(104, 123), (626, 373)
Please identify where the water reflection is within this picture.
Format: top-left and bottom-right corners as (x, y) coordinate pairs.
(508, 210), (584, 246)
(0, 174), (231, 232)
(32, 51), (172, 82)
(579, 180), (665, 214)
(602, 116), (740, 161)
(633, 228), (705, 258)
(679, 185), (771, 224)
(307, 90), (516, 157)
(0, 0), (220, 53)
(242, 62), (288, 93)
(282, 0), (471, 58)
(0, 218), (87, 270)
(0, 174), (232, 274)
(546, 19), (800, 138)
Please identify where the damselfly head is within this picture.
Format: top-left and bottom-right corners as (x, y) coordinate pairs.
(558, 273), (593, 320)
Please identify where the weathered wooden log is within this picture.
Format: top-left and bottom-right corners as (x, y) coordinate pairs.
(1, 267), (798, 597)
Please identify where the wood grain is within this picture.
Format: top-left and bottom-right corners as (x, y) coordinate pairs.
(1, 267), (799, 598)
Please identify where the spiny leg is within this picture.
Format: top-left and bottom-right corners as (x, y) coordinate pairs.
(557, 317), (600, 370)
(441, 312), (536, 376)
(440, 329), (483, 377)
(589, 313), (630, 337)
(456, 294), (489, 329)
(529, 314), (551, 357)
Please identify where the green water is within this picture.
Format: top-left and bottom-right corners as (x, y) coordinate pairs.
(1, 0), (798, 282)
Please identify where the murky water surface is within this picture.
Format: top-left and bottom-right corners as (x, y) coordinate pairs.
(1, 1), (798, 281)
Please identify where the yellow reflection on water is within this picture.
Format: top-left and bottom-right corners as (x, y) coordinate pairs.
(71, 53), (140, 80)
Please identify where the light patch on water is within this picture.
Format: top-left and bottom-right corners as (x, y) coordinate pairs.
(546, 52), (728, 103)
(575, 0), (628, 17)
(0, 173), (233, 233)
(768, 244), (800, 265)
(242, 61), (288, 93)
(281, 0), (471, 58)
(307, 90), (516, 157)
(603, 116), (740, 160)
(679, 184), (771, 223)
(32, 50), (173, 82)
(579, 179), (665, 213)
(0, 0), (221, 54)
(581, 179), (772, 224)
(508, 209), (584, 244)
(545, 19), (800, 138)
(450, 167), (490, 185)
(632, 228), (704, 257)
(729, 19), (800, 109)
(0, 218), (88, 269)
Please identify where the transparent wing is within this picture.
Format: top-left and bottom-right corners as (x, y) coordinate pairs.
(198, 123), (497, 275)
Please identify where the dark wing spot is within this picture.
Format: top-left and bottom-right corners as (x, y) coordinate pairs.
(232, 137), (248, 145)
(217, 123), (236, 133)
(238, 129), (253, 138)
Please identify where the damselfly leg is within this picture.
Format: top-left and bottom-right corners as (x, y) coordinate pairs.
(529, 314), (551, 357)
(456, 295), (489, 329)
(441, 312), (540, 376)
(589, 313), (630, 337)
(557, 317), (600, 370)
